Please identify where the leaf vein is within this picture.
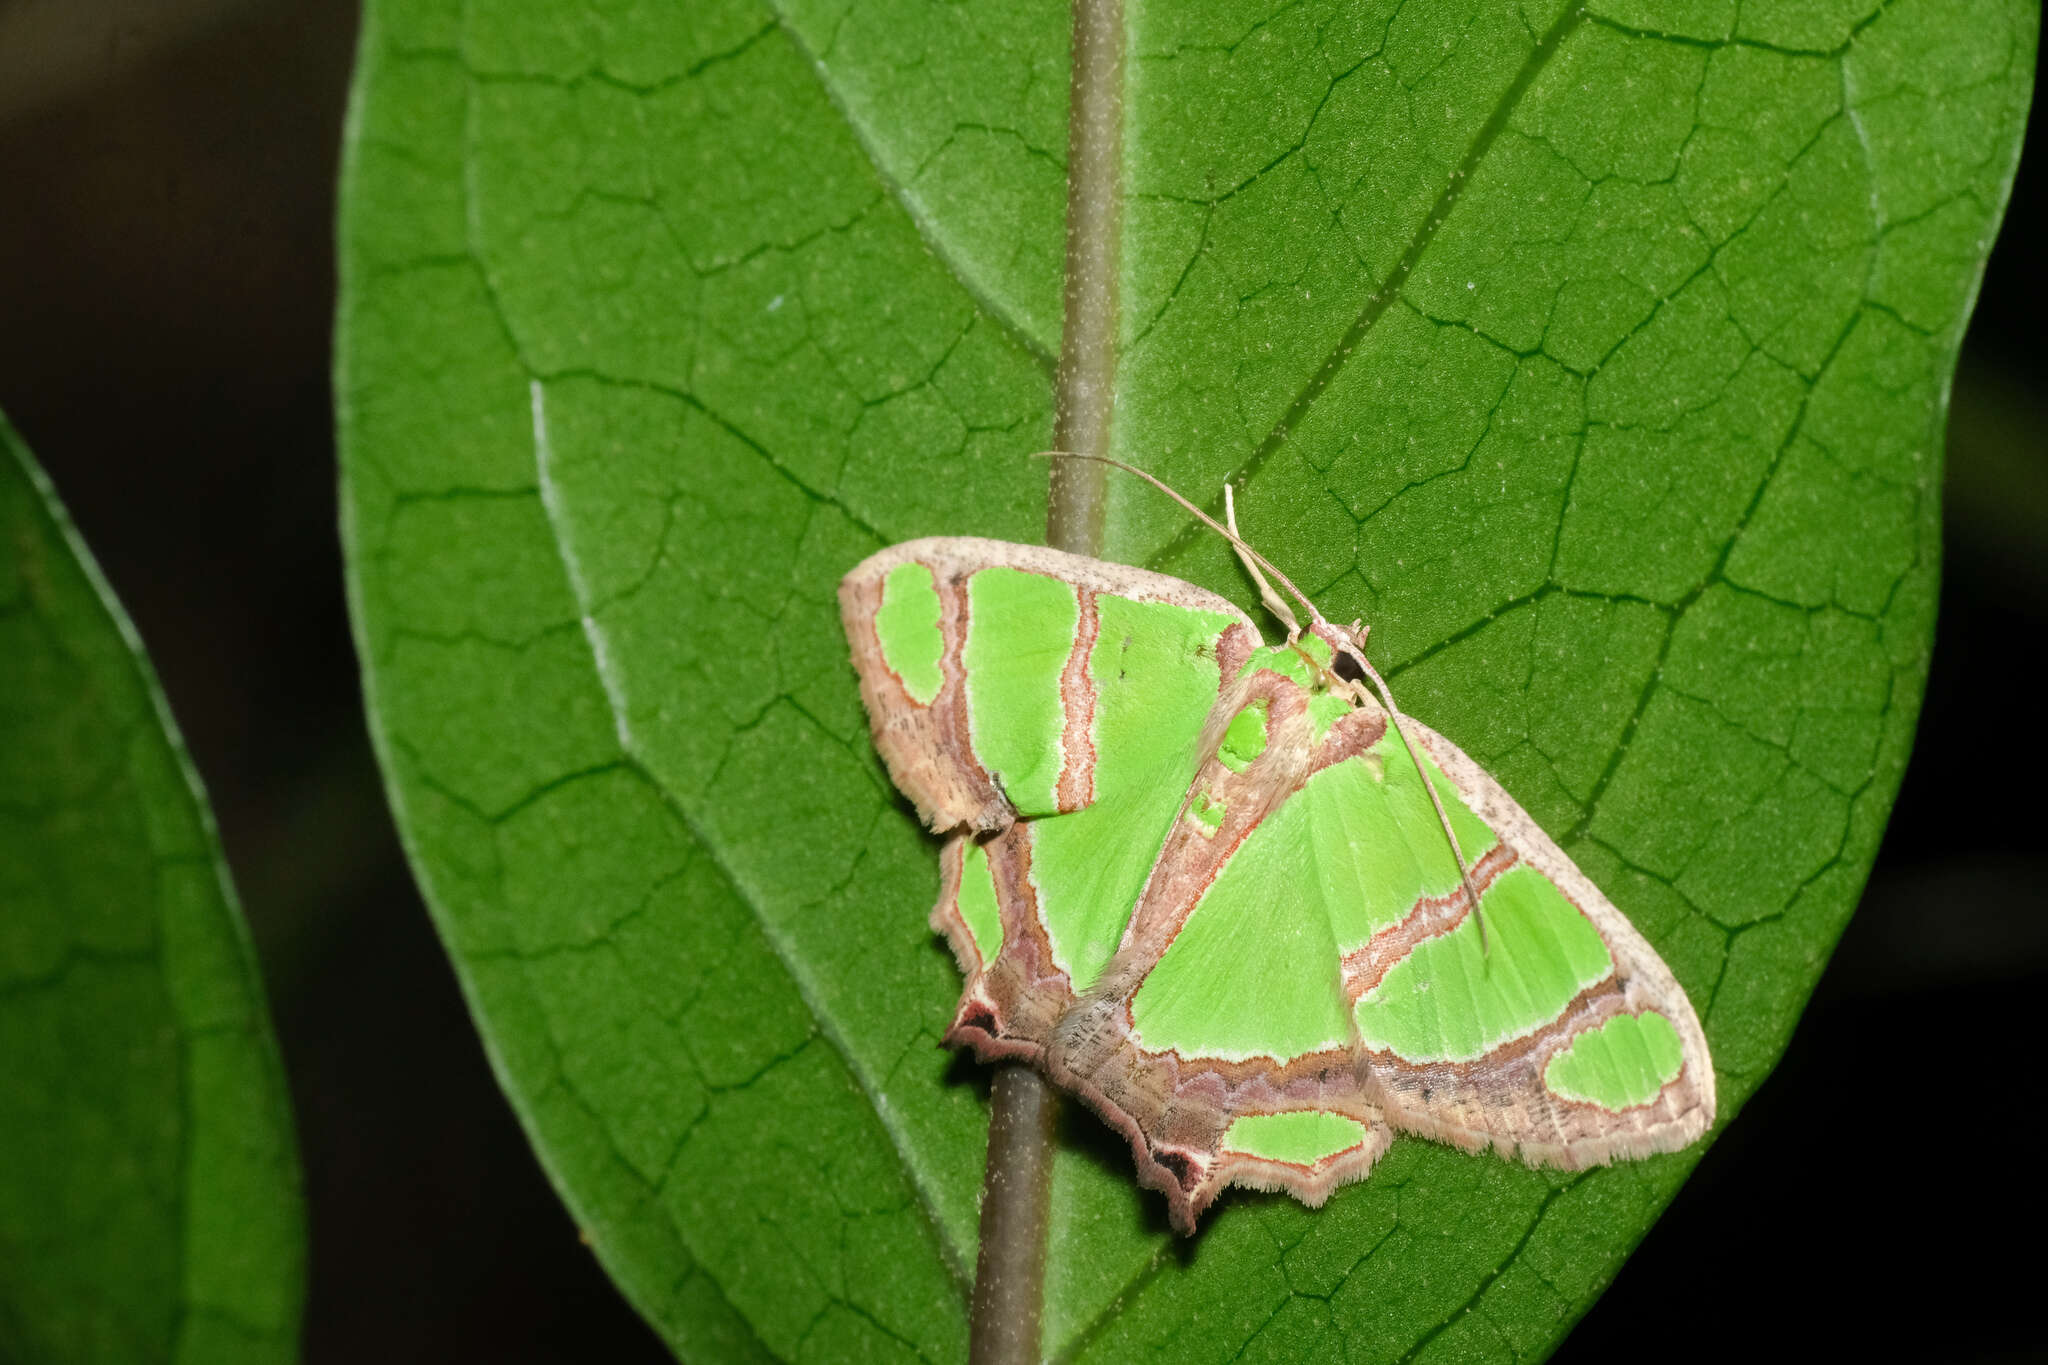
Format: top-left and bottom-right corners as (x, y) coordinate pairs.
(1146, 2), (1589, 570)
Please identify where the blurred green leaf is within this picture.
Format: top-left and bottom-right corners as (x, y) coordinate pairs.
(0, 413), (305, 1363)
(335, 1), (2033, 1358)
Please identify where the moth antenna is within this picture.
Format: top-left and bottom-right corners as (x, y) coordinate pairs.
(1224, 483), (1301, 637)
(1032, 451), (1328, 629)
(1035, 449), (1487, 951)
(1345, 650), (1489, 957)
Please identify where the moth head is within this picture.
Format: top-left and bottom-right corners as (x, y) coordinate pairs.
(1306, 620), (1373, 691)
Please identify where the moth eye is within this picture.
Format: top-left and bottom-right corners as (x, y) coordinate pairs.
(1332, 650), (1367, 684)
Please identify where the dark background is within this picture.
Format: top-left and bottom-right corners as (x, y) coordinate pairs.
(1, 5), (2040, 1360)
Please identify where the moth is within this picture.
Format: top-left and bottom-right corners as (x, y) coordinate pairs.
(839, 464), (1713, 1234)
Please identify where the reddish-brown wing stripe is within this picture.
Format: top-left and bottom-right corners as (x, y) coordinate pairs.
(1339, 842), (1521, 1003)
(937, 573), (992, 789)
(1055, 588), (1101, 812)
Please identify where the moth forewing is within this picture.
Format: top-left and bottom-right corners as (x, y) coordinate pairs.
(840, 535), (1257, 828)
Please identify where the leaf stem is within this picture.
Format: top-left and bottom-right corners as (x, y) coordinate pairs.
(972, 0), (1124, 1358)
(969, 1065), (1061, 1362)
(1042, 0), (1124, 561)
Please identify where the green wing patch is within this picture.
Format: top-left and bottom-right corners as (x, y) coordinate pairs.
(963, 566), (1077, 815)
(955, 839), (1004, 965)
(875, 560), (944, 705)
(1128, 779), (1353, 1060)
(1216, 699), (1269, 772)
(1221, 1112), (1370, 1167)
(1544, 1011), (1685, 1111)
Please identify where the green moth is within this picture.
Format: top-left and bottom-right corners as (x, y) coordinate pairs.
(841, 514), (1713, 1234)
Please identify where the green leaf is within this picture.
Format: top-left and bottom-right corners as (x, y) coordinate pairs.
(334, 1), (2033, 1358)
(0, 413), (306, 1363)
